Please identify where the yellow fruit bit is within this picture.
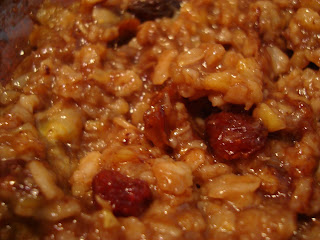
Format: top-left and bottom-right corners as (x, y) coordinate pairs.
(202, 72), (232, 93)
(38, 108), (83, 143)
(253, 103), (286, 132)
(92, 8), (120, 25)
(100, 210), (120, 229)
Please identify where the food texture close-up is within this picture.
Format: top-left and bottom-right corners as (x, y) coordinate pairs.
(1, 0), (320, 239)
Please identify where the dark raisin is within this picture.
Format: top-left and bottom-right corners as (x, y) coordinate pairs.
(108, 18), (141, 48)
(143, 85), (179, 149)
(185, 97), (218, 119)
(144, 105), (169, 149)
(185, 97), (220, 138)
(206, 112), (267, 160)
(92, 170), (153, 217)
(127, 0), (180, 22)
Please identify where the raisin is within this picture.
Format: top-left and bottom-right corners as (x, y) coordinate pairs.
(108, 18), (141, 48)
(143, 85), (179, 150)
(185, 97), (218, 119)
(206, 112), (267, 160)
(127, 0), (180, 22)
(92, 170), (153, 217)
(144, 105), (170, 149)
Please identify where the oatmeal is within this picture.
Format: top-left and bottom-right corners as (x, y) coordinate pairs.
(1, 0), (320, 239)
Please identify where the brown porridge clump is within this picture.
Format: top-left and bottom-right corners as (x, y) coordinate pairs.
(1, 0), (320, 239)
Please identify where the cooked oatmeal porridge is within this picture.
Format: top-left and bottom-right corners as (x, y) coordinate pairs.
(1, 0), (320, 239)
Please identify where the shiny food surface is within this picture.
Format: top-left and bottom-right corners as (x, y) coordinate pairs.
(1, 0), (320, 239)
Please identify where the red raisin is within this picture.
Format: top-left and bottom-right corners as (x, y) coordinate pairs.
(92, 170), (153, 217)
(206, 112), (267, 160)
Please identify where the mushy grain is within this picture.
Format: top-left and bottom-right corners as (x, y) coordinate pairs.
(1, 0), (320, 239)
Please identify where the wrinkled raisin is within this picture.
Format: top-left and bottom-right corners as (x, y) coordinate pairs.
(92, 170), (153, 217)
(144, 85), (179, 150)
(128, 0), (180, 22)
(144, 105), (170, 149)
(206, 112), (267, 160)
